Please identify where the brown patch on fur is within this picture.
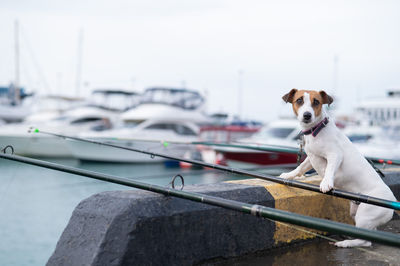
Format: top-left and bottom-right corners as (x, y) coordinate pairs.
(282, 89), (334, 117)
(319, 90), (334, 105)
(282, 88), (297, 103)
(309, 91), (324, 117)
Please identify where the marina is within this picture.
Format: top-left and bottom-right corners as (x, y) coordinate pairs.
(1, 1), (400, 265)
(1, 87), (400, 265)
(1, 86), (400, 265)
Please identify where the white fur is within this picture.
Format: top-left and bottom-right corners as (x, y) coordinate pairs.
(280, 92), (397, 248)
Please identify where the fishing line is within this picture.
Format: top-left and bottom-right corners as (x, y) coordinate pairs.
(30, 129), (400, 211)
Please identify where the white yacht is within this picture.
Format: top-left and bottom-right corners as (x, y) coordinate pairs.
(122, 87), (209, 123)
(24, 95), (85, 123)
(343, 124), (400, 160)
(340, 90), (400, 160)
(0, 89), (140, 157)
(67, 119), (200, 163)
(67, 87), (209, 163)
(355, 90), (400, 126)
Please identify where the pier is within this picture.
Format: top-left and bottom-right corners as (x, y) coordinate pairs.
(47, 170), (400, 265)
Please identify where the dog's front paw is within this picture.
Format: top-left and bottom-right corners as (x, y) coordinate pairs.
(319, 178), (334, 193)
(335, 239), (371, 248)
(279, 172), (296, 180)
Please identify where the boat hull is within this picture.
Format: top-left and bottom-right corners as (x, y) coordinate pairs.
(67, 139), (195, 163)
(217, 148), (298, 168)
(0, 135), (72, 157)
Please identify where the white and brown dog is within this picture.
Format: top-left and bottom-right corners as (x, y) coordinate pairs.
(279, 89), (396, 248)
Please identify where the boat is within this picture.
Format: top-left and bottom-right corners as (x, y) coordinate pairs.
(66, 87), (209, 163)
(122, 87), (209, 123)
(343, 124), (400, 160)
(24, 95), (85, 123)
(67, 119), (200, 163)
(215, 117), (400, 168)
(0, 89), (140, 157)
(338, 89), (400, 160)
(212, 119), (300, 168)
(0, 85), (33, 123)
(199, 113), (263, 142)
(196, 113), (264, 165)
(354, 90), (400, 126)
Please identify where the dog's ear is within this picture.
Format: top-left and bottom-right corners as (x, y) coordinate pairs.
(282, 88), (297, 103)
(319, 90), (334, 106)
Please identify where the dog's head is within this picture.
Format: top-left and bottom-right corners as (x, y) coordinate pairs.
(282, 89), (333, 126)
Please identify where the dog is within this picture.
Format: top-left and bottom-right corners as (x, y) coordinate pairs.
(279, 89), (396, 248)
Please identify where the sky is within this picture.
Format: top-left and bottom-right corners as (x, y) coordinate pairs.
(0, 0), (399, 122)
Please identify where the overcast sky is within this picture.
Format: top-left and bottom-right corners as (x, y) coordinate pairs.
(0, 0), (399, 121)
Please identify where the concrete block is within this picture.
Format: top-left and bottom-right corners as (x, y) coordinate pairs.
(47, 171), (400, 266)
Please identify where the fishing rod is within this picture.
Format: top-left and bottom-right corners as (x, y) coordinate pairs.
(76, 134), (400, 166)
(79, 135), (304, 155)
(0, 152), (399, 247)
(30, 129), (400, 211)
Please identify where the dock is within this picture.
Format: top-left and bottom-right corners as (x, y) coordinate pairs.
(47, 170), (400, 265)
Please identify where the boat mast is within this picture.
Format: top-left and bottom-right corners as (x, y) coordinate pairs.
(14, 20), (20, 104)
(75, 28), (84, 97)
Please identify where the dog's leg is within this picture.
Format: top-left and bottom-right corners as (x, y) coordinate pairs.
(280, 157), (312, 180)
(349, 201), (359, 221)
(320, 152), (343, 193)
(335, 203), (394, 248)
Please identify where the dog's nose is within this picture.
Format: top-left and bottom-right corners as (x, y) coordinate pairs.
(303, 112), (312, 121)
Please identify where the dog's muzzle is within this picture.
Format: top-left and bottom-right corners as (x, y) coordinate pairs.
(303, 112), (312, 123)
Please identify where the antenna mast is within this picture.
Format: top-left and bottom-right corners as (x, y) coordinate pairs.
(14, 20), (20, 104)
(75, 28), (84, 97)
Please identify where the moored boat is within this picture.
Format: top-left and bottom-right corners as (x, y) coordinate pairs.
(0, 89), (139, 157)
(67, 87), (209, 163)
(212, 119), (300, 167)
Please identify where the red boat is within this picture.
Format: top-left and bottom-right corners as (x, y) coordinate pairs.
(198, 114), (263, 165)
(211, 119), (301, 168)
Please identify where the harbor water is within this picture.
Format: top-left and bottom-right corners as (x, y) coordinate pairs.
(0, 157), (286, 266)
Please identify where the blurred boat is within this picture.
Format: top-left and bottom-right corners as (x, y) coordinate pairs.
(199, 113), (263, 142)
(0, 89), (140, 157)
(354, 90), (400, 126)
(0, 85), (33, 123)
(344, 124), (400, 160)
(197, 113), (263, 165)
(67, 87), (209, 162)
(67, 119), (200, 163)
(215, 116), (400, 168)
(24, 95), (85, 123)
(212, 119), (300, 168)
(123, 87), (209, 123)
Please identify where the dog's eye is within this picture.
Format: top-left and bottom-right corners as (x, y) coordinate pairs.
(313, 99), (320, 106)
(296, 97), (303, 105)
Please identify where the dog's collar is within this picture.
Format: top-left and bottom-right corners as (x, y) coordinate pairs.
(302, 117), (329, 137)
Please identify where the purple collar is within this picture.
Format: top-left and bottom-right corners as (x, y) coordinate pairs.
(302, 117), (329, 137)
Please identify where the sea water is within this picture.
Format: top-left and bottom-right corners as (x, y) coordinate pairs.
(0, 158), (285, 266)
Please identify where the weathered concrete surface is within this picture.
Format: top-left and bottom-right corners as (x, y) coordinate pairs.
(229, 175), (354, 245)
(47, 170), (400, 266)
(47, 183), (276, 266)
(206, 216), (400, 266)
